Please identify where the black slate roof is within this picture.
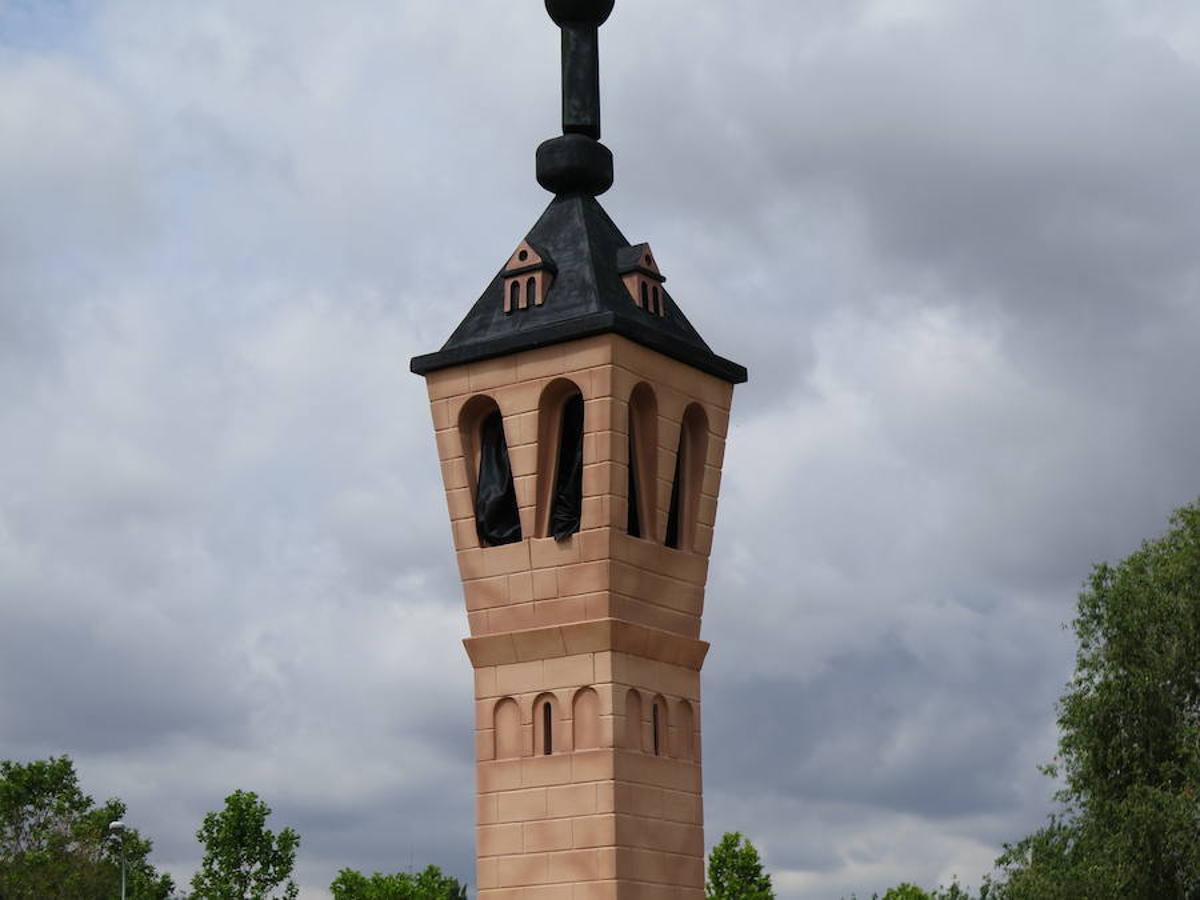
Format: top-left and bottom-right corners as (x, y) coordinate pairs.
(409, 194), (747, 384)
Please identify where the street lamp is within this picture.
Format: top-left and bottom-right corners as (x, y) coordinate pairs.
(108, 820), (126, 900)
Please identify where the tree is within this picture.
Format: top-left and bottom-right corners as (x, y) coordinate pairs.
(329, 864), (468, 900)
(990, 501), (1200, 898)
(191, 789), (300, 900)
(881, 887), (933, 900)
(706, 831), (773, 900)
(875, 880), (981, 900)
(0, 755), (174, 900)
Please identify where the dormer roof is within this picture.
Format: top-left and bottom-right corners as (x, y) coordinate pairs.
(616, 243), (664, 283)
(410, 195), (746, 384)
(503, 240), (558, 278)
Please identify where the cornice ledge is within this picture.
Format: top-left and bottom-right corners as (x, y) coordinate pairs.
(463, 618), (709, 670)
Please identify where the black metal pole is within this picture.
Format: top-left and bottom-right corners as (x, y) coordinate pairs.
(561, 25), (601, 139)
(538, 0), (616, 196)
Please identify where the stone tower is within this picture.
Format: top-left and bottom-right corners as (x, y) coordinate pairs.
(411, 3), (746, 897)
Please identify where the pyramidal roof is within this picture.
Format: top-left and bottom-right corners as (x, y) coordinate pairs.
(409, 1), (746, 385)
(410, 194), (747, 383)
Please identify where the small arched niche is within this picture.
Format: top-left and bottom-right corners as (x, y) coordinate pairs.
(494, 697), (522, 760)
(665, 403), (709, 552)
(534, 692), (559, 756)
(459, 396), (522, 547)
(672, 699), (696, 761)
(651, 694), (669, 757)
(626, 383), (658, 540)
(573, 687), (601, 751)
(535, 379), (585, 541)
(624, 688), (643, 751)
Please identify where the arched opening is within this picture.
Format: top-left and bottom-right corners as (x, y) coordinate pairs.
(494, 698), (522, 760)
(534, 693), (557, 756)
(536, 379), (585, 540)
(626, 383), (658, 540)
(459, 397), (522, 547)
(573, 687), (600, 751)
(673, 700), (695, 761)
(640, 281), (649, 311)
(666, 403), (709, 552)
(508, 280), (520, 313)
(651, 695), (668, 756)
(625, 689), (643, 751)
(526, 276), (537, 307)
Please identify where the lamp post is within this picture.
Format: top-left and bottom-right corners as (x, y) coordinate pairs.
(108, 820), (126, 900)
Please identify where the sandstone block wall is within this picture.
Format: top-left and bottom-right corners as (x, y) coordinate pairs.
(423, 335), (733, 899)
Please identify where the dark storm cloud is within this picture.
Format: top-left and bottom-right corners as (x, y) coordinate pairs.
(3, 0), (1199, 897)
(706, 645), (1027, 818)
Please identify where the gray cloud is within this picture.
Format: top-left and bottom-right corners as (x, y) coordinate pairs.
(2, 0), (1199, 897)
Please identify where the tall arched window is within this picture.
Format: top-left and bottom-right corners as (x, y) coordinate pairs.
(666, 404), (709, 551)
(459, 397), (522, 547)
(494, 698), (522, 760)
(508, 280), (520, 313)
(573, 687), (600, 751)
(536, 380), (585, 540)
(640, 281), (649, 311)
(526, 277), (537, 308)
(625, 689), (643, 751)
(626, 384), (658, 540)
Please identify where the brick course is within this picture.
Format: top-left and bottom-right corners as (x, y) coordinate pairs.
(425, 336), (734, 898)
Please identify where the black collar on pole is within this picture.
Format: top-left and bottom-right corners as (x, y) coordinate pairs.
(537, 0), (616, 196)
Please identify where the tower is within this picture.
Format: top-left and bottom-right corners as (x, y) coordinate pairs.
(411, 3), (746, 897)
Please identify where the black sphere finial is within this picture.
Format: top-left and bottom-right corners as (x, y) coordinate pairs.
(537, 0), (614, 195)
(545, 0), (614, 28)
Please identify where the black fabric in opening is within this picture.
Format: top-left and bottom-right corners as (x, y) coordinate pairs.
(626, 426), (641, 538)
(665, 437), (683, 549)
(652, 703), (661, 756)
(475, 409), (523, 546)
(550, 393), (585, 541)
(542, 702), (553, 755)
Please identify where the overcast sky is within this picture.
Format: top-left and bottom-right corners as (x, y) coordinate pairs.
(3, 0), (1200, 897)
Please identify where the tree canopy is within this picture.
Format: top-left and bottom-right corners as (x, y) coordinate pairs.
(872, 882), (977, 900)
(0, 755), (174, 900)
(191, 789), (301, 900)
(330, 864), (468, 899)
(987, 501), (1200, 898)
(706, 831), (774, 900)
(872, 501), (1200, 899)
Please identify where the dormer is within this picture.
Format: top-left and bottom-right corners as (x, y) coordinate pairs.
(502, 240), (557, 314)
(617, 242), (667, 318)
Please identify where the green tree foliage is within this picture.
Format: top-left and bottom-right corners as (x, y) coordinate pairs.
(990, 501), (1200, 898)
(881, 886), (934, 900)
(329, 864), (468, 899)
(191, 789), (300, 900)
(845, 878), (981, 900)
(706, 831), (773, 900)
(0, 755), (174, 900)
(879, 880), (979, 900)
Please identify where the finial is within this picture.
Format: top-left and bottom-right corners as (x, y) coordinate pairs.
(537, 0), (615, 196)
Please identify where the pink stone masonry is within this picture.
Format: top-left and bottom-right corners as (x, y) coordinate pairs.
(425, 334), (736, 899)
